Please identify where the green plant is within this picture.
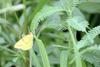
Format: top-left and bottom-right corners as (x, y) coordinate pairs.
(0, 0), (100, 67)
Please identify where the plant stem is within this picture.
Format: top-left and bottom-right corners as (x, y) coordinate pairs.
(23, 51), (29, 67)
(22, 0), (30, 67)
(64, 0), (83, 66)
(68, 24), (82, 67)
(23, 0), (28, 34)
(29, 49), (32, 67)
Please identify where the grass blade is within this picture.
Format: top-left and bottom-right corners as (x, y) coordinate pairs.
(35, 36), (50, 67)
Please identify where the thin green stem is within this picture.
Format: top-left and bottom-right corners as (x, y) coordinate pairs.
(14, 12), (21, 28)
(68, 24), (82, 67)
(23, 0), (28, 34)
(29, 49), (32, 67)
(22, 0), (30, 67)
(64, 0), (83, 66)
(68, 24), (76, 46)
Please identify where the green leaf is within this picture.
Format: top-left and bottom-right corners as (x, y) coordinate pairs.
(30, 49), (41, 67)
(60, 0), (78, 12)
(60, 51), (68, 67)
(79, 2), (100, 13)
(35, 36), (50, 67)
(81, 45), (100, 67)
(0, 4), (25, 14)
(30, 21), (39, 32)
(77, 26), (100, 50)
(30, 5), (64, 31)
(44, 13), (65, 30)
(29, 0), (48, 21)
(67, 16), (89, 32)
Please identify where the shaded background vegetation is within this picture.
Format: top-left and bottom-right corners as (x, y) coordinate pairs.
(0, 0), (100, 67)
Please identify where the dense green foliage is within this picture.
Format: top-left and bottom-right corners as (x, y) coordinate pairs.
(0, 0), (100, 67)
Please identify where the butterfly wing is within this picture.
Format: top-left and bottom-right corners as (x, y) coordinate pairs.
(14, 33), (33, 50)
(14, 39), (24, 49)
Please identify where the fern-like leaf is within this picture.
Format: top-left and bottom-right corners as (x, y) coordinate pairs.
(66, 16), (89, 32)
(81, 45), (100, 67)
(77, 26), (100, 50)
(30, 5), (65, 31)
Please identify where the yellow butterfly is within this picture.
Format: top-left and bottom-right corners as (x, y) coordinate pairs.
(14, 32), (33, 50)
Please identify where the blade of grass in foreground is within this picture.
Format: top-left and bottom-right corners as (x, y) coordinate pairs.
(60, 51), (68, 67)
(35, 36), (50, 67)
